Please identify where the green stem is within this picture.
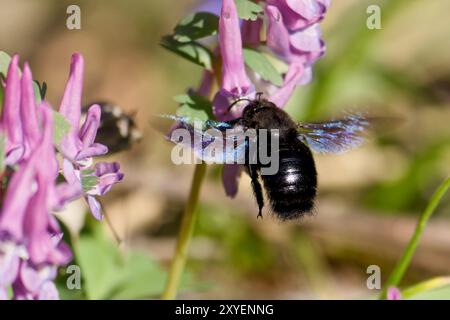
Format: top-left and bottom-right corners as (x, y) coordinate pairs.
(380, 177), (450, 299)
(162, 162), (207, 300)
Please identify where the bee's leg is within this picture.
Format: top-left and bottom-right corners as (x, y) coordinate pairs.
(247, 164), (264, 219)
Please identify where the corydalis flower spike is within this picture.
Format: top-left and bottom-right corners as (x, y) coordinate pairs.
(219, 0), (251, 97)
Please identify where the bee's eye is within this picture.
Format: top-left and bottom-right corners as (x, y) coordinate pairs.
(244, 105), (257, 118)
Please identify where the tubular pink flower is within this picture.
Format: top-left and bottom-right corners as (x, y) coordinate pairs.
(58, 53), (108, 162)
(20, 63), (40, 158)
(59, 53), (84, 160)
(219, 0), (252, 97)
(2, 54), (24, 165)
(75, 104), (108, 160)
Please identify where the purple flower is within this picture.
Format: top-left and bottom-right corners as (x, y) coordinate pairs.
(219, 0), (252, 98)
(0, 51), (124, 299)
(85, 162), (124, 220)
(13, 262), (60, 300)
(267, 0), (330, 31)
(266, 5), (325, 66)
(59, 54), (108, 162)
(57, 53), (123, 219)
(62, 158), (124, 220)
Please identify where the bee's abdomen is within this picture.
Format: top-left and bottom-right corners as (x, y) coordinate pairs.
(261, 142), (317, 220)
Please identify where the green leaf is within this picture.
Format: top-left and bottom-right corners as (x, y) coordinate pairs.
(108, 253), (168, 299)
(161, 36), (214, 70)
(235, 0), (263, 21)
(52, 111), (71, 147)
(243, 48), (284, 86)
(81, 169), (95, 175)
(407, 285), (450, 300)
(6, 286), (13, 299)
(0, 51), (11, 114)
(33, 81), (42, 104)
(34, 80), (47, 101)
(174, 93), (213, 123)
(74, 226), (168, 299)
(0, 83), (3, 115)
(74, 232), (122, 299)
(174, 12), (219, 43)
(0, 51), (11, 78)
(402, 277), (450, 299)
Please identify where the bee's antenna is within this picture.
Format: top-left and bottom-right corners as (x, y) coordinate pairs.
(256, 92), (263, 101)
(227, 98), (252, 112)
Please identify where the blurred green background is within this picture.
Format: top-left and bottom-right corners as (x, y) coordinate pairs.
(2, 0), (450, 299)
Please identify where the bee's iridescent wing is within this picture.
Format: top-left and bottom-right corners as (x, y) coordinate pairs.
(160, 114), (250, 164)
(297, 113), (371, 154)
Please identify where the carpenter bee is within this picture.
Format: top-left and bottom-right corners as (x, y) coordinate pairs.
(82, 102), (142, 154)
(164, 95), (372, 220)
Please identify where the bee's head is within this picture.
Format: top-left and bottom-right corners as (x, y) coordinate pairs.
(242, 101), (262, 121)
(241, 99), (279, 128)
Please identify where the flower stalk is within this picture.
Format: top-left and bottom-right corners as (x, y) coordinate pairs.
(162, 162), (207, 300)
(380, 177), (450, 299)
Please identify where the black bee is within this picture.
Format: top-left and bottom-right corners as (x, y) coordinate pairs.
(82, 102), (142, 154)
(164, 95), (371, 220)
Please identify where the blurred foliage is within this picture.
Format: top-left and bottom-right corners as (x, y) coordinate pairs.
(364, 138), (450, 213)
(195, 203), (276, 275)
(62, 219), (169, 299)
